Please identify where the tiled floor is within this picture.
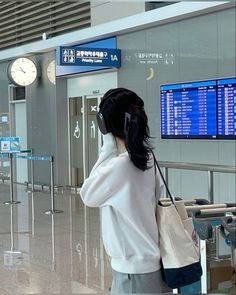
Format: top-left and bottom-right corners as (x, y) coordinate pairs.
(0, 183), (112, 294)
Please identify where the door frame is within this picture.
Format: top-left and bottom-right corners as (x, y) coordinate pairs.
(67, 96), (82, 187)
(67, 94), (103, 186)
(8, 84), (28, 183)
(83, 95), (103, 180)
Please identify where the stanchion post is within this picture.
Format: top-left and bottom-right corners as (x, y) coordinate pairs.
(27, 150), (40, 193)
(9, 153), (13, 203)
(3, 203), (23, 262)
(44, 156), (63, 215)
(208, 170), (214, 203)
(30, 150), (35, 236)
(51, 214), (55, 271)
(3, 153), (20, 205)
(10, 204), (14, 251)
(30, 149), (35, 192)
(51, 156), (55, 212)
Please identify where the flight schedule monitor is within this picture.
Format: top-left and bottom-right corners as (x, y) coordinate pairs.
(161, 80), (217, 139)
(217, 77), (236, 139)
(161, 77), (236, 140)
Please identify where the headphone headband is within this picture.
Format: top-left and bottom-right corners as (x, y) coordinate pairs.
(97, 88), (135, 135)
(97, 88), (123, 135)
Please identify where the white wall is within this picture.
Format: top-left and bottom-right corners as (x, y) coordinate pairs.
(67, 71), (118, 97)
(117, 7), (236, 203)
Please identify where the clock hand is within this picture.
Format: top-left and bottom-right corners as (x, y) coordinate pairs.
(14, 68), (24, 72)
(19, 67), (26, 74)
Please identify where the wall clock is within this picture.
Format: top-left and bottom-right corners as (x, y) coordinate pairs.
(8, 57), (38, 86)
(47, 60), (56, 84)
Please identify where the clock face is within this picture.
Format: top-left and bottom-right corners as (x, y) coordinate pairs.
(47, 60), (56, 84)
(8, 57), (38, 86)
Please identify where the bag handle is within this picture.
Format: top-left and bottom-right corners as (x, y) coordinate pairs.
(152, 152), (175, 205)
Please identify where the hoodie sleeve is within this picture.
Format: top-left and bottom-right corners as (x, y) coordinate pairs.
(80, 133), (118, 207)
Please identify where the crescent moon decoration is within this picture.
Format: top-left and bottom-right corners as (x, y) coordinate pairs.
(146, 67), (154, 80)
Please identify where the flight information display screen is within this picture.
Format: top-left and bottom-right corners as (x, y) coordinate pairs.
(161, 80), (217, 139)
(217, 77), (236, 139)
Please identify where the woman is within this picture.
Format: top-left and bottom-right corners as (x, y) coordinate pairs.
(80, 88), (166, 293)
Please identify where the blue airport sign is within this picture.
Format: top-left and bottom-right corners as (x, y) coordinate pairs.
(56, 37), (118, 76)
(59, 47), (121, 68)
(0, 137), (20, 152)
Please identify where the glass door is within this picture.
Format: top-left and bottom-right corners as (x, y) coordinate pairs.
(69, 96), (101, 187)
(85, 97), (100, 177)
(69, 97), (84, 187)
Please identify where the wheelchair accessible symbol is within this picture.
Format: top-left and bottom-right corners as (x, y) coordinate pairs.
(73, 121), (81, 139)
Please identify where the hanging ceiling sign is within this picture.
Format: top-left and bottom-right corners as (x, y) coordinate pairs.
(56, 37), (119, 76)
(59, 47), (121, 68)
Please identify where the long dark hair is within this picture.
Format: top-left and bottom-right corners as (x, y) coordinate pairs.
(99, 88), (153, 171)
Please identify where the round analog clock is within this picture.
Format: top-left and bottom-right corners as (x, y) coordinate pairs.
(47, 60), (56, 84)
(8, 57), (38, 86)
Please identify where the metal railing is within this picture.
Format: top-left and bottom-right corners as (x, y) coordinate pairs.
(158, 161), (236, 203)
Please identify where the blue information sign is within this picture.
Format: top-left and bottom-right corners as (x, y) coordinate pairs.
(56, 37), (119, 76)
(59, 47), (121, 67)
(0, 137), (21, 152)
(161, 80), (217, 139)
(160, 77), (236, 140)
(217, 77), (236, 139)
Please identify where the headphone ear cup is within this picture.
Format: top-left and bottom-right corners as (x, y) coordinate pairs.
(124, 112), (131, 135)
(97, 112), (108, 135)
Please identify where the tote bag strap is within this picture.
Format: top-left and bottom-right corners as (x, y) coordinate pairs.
(152, 152), (175, 205)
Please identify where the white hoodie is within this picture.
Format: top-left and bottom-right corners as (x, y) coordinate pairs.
(80, 133), (162, 274)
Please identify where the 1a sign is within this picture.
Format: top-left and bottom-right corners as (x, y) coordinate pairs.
(60, 47), (121, 68)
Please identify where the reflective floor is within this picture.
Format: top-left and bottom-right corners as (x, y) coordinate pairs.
(0, 183), (112, 294)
